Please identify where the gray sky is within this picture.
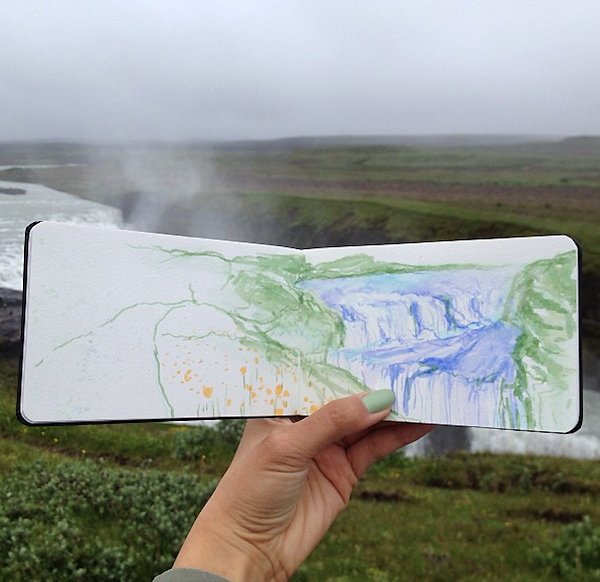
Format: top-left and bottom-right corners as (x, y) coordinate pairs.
(2, 1), (599, 141)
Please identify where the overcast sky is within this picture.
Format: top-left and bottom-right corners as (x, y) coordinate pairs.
(1, 1), (599, 141)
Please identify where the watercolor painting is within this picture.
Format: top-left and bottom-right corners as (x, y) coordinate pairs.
(20, 223), (579, 431)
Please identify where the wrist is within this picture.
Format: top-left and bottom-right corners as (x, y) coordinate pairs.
(174, 512), (285, 582)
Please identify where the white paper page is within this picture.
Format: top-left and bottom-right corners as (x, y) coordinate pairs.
(21, 222), (306, 423)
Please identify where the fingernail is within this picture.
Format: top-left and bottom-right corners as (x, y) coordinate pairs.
(363, 389), (395, 413)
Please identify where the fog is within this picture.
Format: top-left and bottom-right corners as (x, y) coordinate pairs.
(1, 0), (599, 141)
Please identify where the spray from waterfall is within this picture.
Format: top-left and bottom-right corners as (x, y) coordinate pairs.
(89, 145), (250, 243)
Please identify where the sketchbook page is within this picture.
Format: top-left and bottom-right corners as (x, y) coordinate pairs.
(300, 236), (580, 433)
(20, 222), (306, 424)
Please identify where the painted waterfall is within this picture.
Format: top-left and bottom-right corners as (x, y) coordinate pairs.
(299, 252), (577, 431)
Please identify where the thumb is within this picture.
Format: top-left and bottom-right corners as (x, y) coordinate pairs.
(287, 389), (395, 461)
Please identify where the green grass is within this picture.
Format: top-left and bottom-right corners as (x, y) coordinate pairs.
(215, 145), (600, 188)
(300, 486), (597, 581)
(2, 358), (600, 581)
(295, 453), (600, 581)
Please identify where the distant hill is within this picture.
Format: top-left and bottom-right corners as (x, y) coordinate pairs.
(547, 136), (600, 155)
(0, 141), (99, 165)
(212, 134), (547, 151)
(494, 135), (600, 157)
(2, 135), (599, 161)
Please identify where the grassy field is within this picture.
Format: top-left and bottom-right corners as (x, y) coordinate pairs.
(1, 357), (600, 581)
(1, 138), (600, 579)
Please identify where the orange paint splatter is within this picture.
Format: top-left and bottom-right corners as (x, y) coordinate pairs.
(275, 384), (283, 396)
(240, 366), (247, 375)
(202, 386), (214, 398)
(309, 404), (320, 414)
(275, 408), (284, 415)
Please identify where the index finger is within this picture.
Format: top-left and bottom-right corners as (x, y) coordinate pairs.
(347, 422), (435, 478)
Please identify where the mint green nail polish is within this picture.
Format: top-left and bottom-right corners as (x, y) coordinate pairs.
(363, 389), (395, 413)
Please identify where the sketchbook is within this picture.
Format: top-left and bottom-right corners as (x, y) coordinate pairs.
(18, 222), (581, 433)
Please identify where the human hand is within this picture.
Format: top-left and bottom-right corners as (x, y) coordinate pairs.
(173, 390), (433, 581)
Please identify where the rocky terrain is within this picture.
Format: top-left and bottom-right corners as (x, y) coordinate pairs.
(0, 288), (22, 358)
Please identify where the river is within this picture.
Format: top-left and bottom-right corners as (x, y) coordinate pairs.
(0, 179), (121, 289)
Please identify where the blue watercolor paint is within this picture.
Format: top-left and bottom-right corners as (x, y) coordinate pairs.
(299, 266), (521, 423)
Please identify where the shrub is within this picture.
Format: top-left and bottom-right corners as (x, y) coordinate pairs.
(369, 449), (412, 476)
(172, 421), (246, 461)
(0, 459), (215, 581)
(533, 516), (600, 580)
(215, 419), (246, 448)
(172, 424), (219, 461)
(418, 453), (599, 494)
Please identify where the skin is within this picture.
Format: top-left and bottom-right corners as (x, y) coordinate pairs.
(174, 392), (434, 581)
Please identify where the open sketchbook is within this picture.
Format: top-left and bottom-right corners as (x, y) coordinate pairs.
(18, 222), (581, 433)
